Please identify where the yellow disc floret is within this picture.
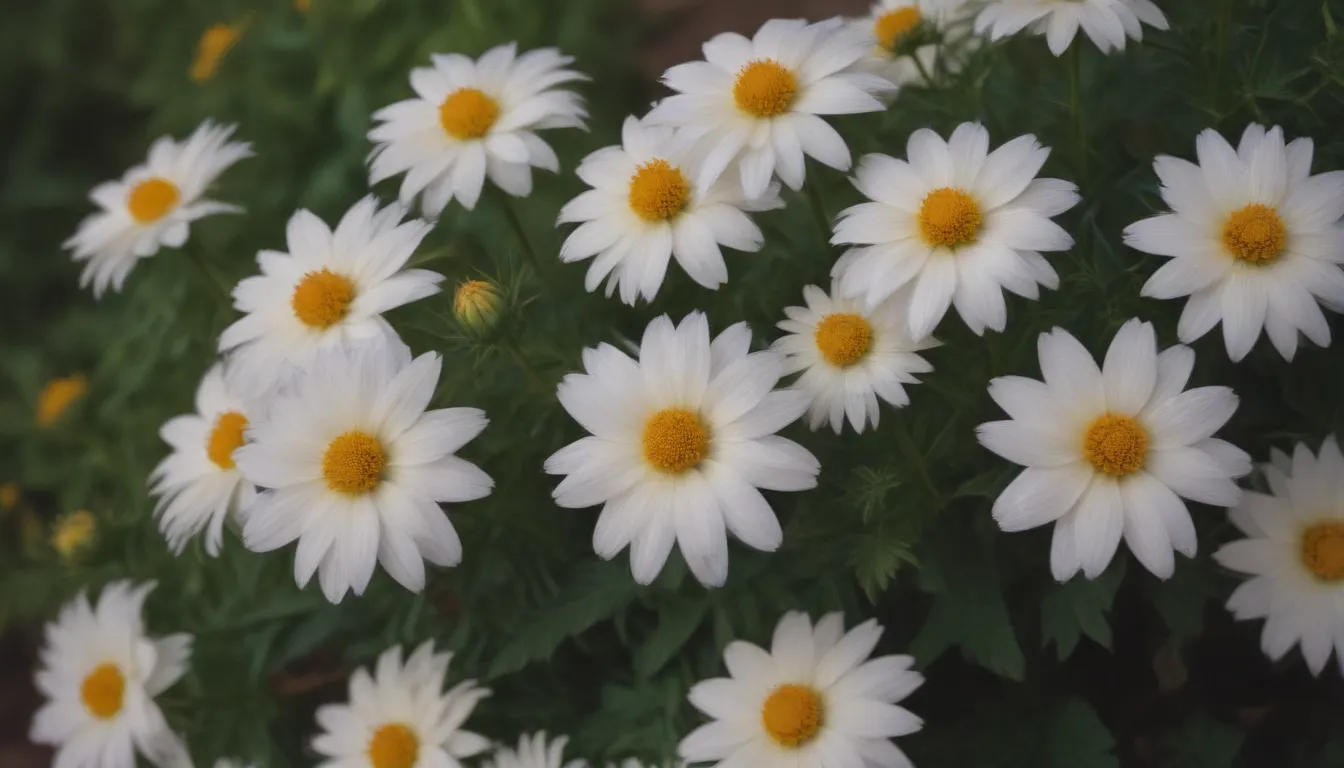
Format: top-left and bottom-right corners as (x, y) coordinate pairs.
(322, 431), (387, 495)
(761, 684), (824, 748)
(1302, 522), (1344, 581)
(207, 411), (249, 470)
(641, 408), (710, 474)
(439, 88), (500, 140)
(1222, 203), (1286, 265)
(875, 8), (922, 51)
(628, 159), (691, 221)
(918, 187), (982, 248)
(1082, 413), (1149, 476)
(733, 59), (798, 118)
(292, 269), (356, 329)
(368, 723), (419, 768)
(127, 178), (181, 224)
(814, 313), (873, 367)
(81, 663), (125, 720)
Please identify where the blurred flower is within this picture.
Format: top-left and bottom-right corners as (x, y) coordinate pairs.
(64, 121), (251, 298)
(545, 312), (817, 587)
(219, 196), (441, 393)
(849, 0), (982, 88)
(29, 581), (192, 768)
(975, 0), (1167, 56)
(978, 319), (1251, 580)
(236, 341), (492, 603)
(679, 611), (923, 768)
(558, 116), (782, 305)
(294, 0), (311, 11)
(454, 279), (503, 330)
(51, 510), (97, 561)
(215, 761), (256, 768)
(36, 374), (88, 427)
(191, 22), (244, 83)
(484, 732), (587, 768)
(773, 282), (936, 434)
(149, 361), (259, 556)
(0, 482), (19, 510)
(313, 641), (491, 768)
(1215, 436), (1344, 676)
(368, 43), (588, 216)
(645, 18), (893, 200)
(1124, 124), (1344, 362)
(831, 123), (1079, 339)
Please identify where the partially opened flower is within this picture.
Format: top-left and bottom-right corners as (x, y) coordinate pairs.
(369, 43), (587, 216)
(679, 612), (923, 768)
(484, 732), (587, 768)
(832, 123), (1079, 339)
(236, 341), (492, 603)
(29, 581), (192, 768)
(313, 641), (491, 768)
(1215, 437), (1344, 676)
(219, 196), (441, 392)
(545, 312), (818, 587)
(850, 0), (982, 87)
(645, 18), (894, 199)
(773, 283), (936, 433)
(975, 0), (1168, 56)
(558, 116), (782, 305)
(978, 319), (1250, 580)
(64, 121), (251, 297)
(1124, 124), (1344, 362)
(149, 361), (259, 556)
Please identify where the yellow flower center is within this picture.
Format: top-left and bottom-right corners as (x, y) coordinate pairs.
(53, 510), (97, 560)
(1221, 203), (1285, 265)
(733, 59), (798, 118)
(628, 159), (691, 222)
(761, 684), (824, 748)
(1301, 522), (1344, 581)
(191, 23), (243, 83)
(127, 178), (181, 224)
(1082, 414), (1149, 476)
(207, 411), (249, 470)
(368, 723), (419, 768)
(641, 408), (710, 474)
(322, 431), (386, 495)
(875, 7), (922, 50)
(291, 269), (356, 329)
(918, 187), (982, 248)
(37, 374), (88, 427)
(814, 313), (873, 367)
(438, 88), (500, 140)
(80, 663), (125, 720)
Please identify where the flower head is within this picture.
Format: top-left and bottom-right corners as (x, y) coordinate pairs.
(975, 0), (1168, 56)
(51, 510), (97, 561)
(545, 312), (818, 587)
(369, 44), (587, 216)
(0, 482), (19, 510)
(1124, 124), (1344, 362)
(850, 0), (982, 87)
(64, 121), (251, 297)
(679, 612), (923, 768)
(978, 319), (1251, 580)
(484, 732), (588, 768)
(37, 374), (87, 427)
(191, 22), (244, 82)
(454, 279), (504, 330)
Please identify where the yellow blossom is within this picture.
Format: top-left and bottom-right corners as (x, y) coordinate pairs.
(295, 0), (311, 10)
(36, 374), (87, 427)
(51, 510), (97, 561)
(0, 483), (18, 511)
(191, 23), (244, 83)
(454, 279), (504, 330)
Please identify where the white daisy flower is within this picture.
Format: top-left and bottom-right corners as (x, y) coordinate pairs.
(974, 0), (1168, 56)
(977, 319), (1252, 580)
(557, 116), (783, 305)
(544, 312), (818, 587)
(368, 43), (587, 216)
(678, 611), (923, 768)
(29, 580), (193, 768)
(831, 123), (1079, 338)
(644, 18), (895, 200)
(483, 733), (588, 768)
(850, 0), (982, 88)
(1214, 437), (1344, 676)
(312, 640), (491, 768)
(219, 196), (442, 392)
(773, 283), (937, 434)
(235, 340), (493, 603)
(215, 760), (256, 768)
(1123, 124), (1344, 362)
(65, 120), (251, 298)
(149, 361), (259, 556)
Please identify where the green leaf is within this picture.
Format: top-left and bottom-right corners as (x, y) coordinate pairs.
(1047, 698), (1119, 768)
(1040, 558), (1126, 660)
(850, 533), (917, 603)
(1166, 713), (1245, 768)
(633, 597), (708, 678)
(1149, 559), (1222, 646)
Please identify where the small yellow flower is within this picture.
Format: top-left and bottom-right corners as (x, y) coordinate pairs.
(52, 510), (97, 561)
(295, 0), (311, 10)
(36, 374), (87, 427)
(454, 279), (503, 330)
(0, 483), (18, 511)
(191, 23), (244, 83)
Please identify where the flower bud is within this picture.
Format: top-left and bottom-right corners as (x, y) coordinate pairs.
(454, 280), (503, 331)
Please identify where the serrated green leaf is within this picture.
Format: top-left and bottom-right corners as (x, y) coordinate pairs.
(1047, 698), (1118, 768)
(633, 597), (707, 678)
(1040, 558), (1126, 661)
(1166, 713), (1245, 768)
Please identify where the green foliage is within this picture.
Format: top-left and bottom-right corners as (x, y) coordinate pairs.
(1041, 559), (1125, 661)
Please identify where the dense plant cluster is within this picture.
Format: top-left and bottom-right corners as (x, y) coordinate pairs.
(5, 0), (1344, 766)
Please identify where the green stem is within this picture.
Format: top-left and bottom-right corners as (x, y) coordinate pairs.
(186, 249), (231, 306)
(1215, 0), (1230, 113)
(893, 417), (941, 507)
(501, 196), (544, 274)
(910, 49), (935, 87)
(804, 178), (832, 245)
(504, 337), (547, 393)
(1067, 43), (1087, 181)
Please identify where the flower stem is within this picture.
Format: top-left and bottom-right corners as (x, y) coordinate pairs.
(893, 416), (942, 507)
(186, 248), (231, 307)
(501, 195), (544, 274)
(1215, 0), (1230, 113)
(504, 337), (547, 393)
(804, 177), (832, 245)
(1067, 43), (1088, 181)
(911, 50), (935, 88)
